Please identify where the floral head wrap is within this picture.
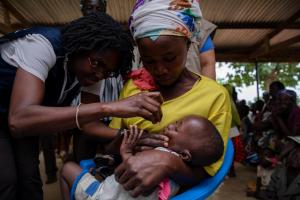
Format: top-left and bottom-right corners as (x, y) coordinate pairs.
(129, 0), (202, 42)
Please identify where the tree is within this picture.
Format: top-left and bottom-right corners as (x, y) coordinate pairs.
(217, 62), (300, 91)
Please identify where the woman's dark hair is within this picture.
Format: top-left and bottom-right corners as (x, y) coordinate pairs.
(61, 12), (133, 76)
(269, 81), (285, 91)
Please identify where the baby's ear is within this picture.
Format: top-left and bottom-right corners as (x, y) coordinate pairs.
(180, 149), (192, 162)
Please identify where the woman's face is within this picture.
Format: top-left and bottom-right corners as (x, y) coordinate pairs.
(137, 36), (189, 86)
(72, 49), (120, 87)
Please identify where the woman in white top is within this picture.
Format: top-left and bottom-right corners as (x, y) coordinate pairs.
(0, 13), (162, 200)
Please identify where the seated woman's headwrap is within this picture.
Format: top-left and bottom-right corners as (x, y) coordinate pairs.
(129, 0), (202, 42)
(278, 89), (297, 103)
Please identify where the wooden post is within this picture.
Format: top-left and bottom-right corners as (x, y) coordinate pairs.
(255, 62), (260, 100)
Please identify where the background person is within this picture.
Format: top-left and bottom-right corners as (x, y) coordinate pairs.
(71, 0), (126, 163)
(0, 13), (162, 200)
(185, 18), (217, 80)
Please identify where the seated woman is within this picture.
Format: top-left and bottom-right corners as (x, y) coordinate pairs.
(60, 0), (231, 199)
(64, 116), (224, 200)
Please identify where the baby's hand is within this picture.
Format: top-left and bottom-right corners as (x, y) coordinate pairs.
(120, 125), (143, 160)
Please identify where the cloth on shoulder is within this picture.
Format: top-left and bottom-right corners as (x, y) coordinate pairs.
(185, 19), (217, 74)
(127, 67), (157, 91)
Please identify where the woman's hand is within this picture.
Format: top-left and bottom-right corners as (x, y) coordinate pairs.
(114, 150), (179, 197)
(134, 132), (169, 151)
(107, 92), (163, 124)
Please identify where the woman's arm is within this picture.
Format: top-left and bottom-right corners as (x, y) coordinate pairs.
(8, 69), (163, 138)
(199, 35), (216, 80)
(200, 50), (216, 80)
(80, 91), (118, 140)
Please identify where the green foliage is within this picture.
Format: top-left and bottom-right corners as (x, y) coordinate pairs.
(217, 62), (300, 90)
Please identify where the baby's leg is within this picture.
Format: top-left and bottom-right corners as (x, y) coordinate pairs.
(60, 162), (82, 200)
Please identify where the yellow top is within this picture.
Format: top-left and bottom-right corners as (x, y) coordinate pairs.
(110, 75), (232, 176)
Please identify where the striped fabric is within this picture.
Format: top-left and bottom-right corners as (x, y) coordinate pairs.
(70, 76), (123, 123)
(99, 76), (123, 104)
(99, 76), (123, 123)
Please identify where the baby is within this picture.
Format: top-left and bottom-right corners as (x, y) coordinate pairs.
(73, 115), (224, 200)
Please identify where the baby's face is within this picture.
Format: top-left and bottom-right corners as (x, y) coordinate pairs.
(162, 118), (191, 153)
(162, 116), (217, 166)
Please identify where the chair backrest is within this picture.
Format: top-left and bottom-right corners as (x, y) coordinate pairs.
(171, 139), (234, 200)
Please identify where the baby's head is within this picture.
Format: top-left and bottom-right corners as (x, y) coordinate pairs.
(162, 115), (224, 166)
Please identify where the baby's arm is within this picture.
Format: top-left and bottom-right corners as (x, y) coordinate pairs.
(120, 125), (143, 161)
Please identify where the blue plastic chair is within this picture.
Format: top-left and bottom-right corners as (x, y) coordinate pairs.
(171, 139), (234, 200)
(78, 139), (234, 200)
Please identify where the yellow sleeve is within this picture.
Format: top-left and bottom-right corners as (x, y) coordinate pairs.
(109, 117), (123, 129)
(204, 88), (232, 176)
(231, 101), (241, 127)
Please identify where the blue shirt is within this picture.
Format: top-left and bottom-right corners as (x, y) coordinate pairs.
(199, 36), (214, 53)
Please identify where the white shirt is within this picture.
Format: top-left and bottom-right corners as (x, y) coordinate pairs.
(0, 34), (55, 82)
(0, 33), (101, 98)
